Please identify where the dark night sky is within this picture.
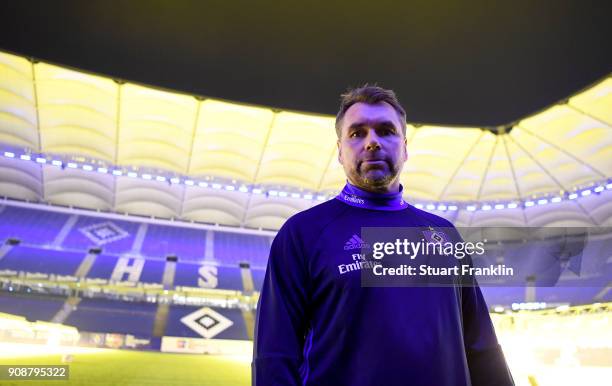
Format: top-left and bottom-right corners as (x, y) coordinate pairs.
(1, 0), (610, 126)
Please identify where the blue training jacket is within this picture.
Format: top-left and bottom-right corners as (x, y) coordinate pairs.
(253, 198), (515, 386)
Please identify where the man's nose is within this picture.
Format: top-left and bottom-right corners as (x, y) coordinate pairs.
(365, 130), (381, 151)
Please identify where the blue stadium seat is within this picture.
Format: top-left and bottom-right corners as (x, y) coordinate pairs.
(141, 225), (206, 261)
(65, 298), (157, 336)
(0, 293), (66, 322)
(0, 206), (68, 246)
(213, 232), (270, 268)
(0, 246), (84, 276)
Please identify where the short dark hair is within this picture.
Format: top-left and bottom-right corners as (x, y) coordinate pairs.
(335, 85), (407, 138)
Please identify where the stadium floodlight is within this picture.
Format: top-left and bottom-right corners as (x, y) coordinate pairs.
(51, 160), (62, 166)
(291, 192), (300, 198)
(415, 204), (424, 209)
(97, 167), (108, 173)
(20, 154), (31, 161)
(225, 185), (235, 191)
(198, 181), (208, 188)
(316, 195), (327, 201)
(481, 204), (492, 211)
(67, 162), (78, 169)
(524, 201), (535, 207)
(3, 151), (15, 158)
(448, 205), (458, 211)
(238, 186), (249, 193)
(35, 157), (47, 164)
(112, 170), (123, 176)
(127, 171), (138, 178)
(581, 189), (591, 196)
(303, 193), (312, 199)
(551, 197), (562, 203)
(607, 183), (612, 190)
(141, 174), (152, 180)
(537, 199), (548, 205)
(425, 204), (434, 210)
(278, 191), (288, 197)
(466, 205), (476, 211)
(494, 306), (504, 313)
(507, 203), (518, 209)
(212, 183), (222, 189)
(184, 179), (194, 186)
(253, 188), (263, 194)
(494, 204), (505, 210)
(568, 193), (578, 200)
(268, 190), (278, 196)
(82, 164), (93, 171)
(170, 177), (180, 184)
(437, 204), (447, 211)
(594, 186), (604, 193)
(156, 176), (166, 182)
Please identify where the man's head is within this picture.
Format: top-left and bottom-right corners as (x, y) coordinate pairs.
(335, 85), (408, 193)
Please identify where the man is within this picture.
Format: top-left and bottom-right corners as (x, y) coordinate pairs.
(253, 85), (514, 386)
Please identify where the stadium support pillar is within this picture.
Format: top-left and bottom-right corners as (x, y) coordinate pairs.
(242, 309), (255, 340)
(203, 230), (215, 262)
(240, 266), (255, 295)
(0, 243), (15, 262)
(162, 261), (176, 290)
(153, 303), (170, 337)
(131, 223), (149, 254)
(525, 275), (536, 303)
(52, 214), (78, 248)
(51, 297), (81, 324)
(74, 252), (99, 278)
(594, 285), (610, 301)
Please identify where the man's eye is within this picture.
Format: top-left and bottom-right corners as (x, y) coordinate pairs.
(350, 131), (362, 138)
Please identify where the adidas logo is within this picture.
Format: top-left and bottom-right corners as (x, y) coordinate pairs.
(344, 234), (371, 250)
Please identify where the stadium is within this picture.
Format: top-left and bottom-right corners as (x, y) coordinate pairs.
(0, 4), (611, 385)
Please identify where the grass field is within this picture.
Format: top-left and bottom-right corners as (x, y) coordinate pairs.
(1, 346), (250, 386)
(2, 343), (611, 386)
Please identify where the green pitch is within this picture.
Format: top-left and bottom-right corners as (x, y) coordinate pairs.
(1, 349), (250, 386)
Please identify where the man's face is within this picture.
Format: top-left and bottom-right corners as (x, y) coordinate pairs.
(337, 102), (408, 193)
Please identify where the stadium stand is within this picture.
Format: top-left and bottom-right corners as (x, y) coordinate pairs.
(61, 216), (140, 254)
(141, 224), (207, 262)
(0, 206), (69, 246)
(0, 204), (271, 269)
(84, 254), (121, 280)
(173, 262), (244, 291)
(64, 297), (157, 337)
(138, 259), (167, 284)
(0, 245), (85, 275)
(0, 292), (66, 322)
(2, 201), (611, 306)
(534, 281), (610, 304)
(213, 232), (271, 268)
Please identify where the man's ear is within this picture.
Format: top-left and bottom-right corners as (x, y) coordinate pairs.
(403, 138), (408, 162)
(337, 139), (343, 163)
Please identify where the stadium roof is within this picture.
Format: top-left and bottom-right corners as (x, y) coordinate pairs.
(0, 50), (610, 229)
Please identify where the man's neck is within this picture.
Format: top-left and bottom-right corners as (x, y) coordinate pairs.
(336, 180), (407, 211)
(347, 178), (401, 195)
